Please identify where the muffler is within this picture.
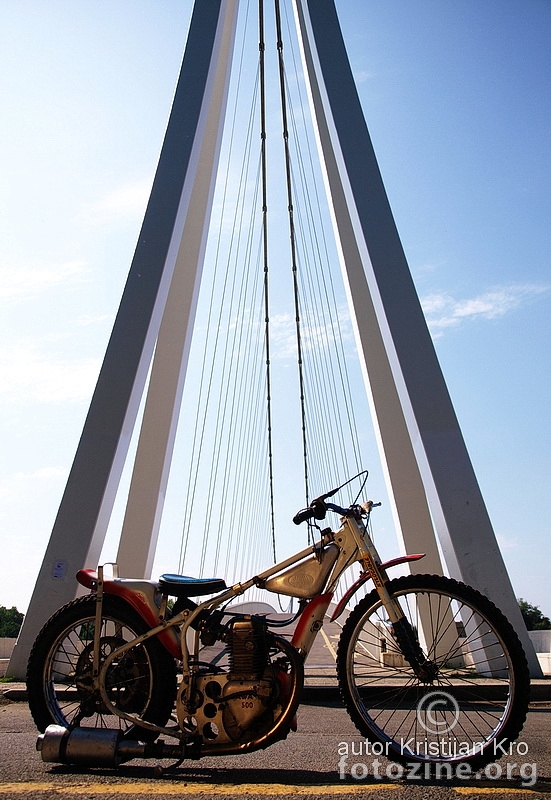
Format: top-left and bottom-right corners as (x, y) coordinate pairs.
(37, 725), (185, 767)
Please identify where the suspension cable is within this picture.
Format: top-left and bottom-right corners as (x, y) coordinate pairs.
(259, 0), (277, 562)
(274, 0), (310, 519)
(176, 0), (370, 587)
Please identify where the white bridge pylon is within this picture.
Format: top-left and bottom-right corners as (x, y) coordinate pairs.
(9, 0), (540, 677)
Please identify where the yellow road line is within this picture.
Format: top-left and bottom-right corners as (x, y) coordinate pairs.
(1, 781), (546, 796)
(0, 781), (401, 795)
(454, 787), (546, 795)
(320, 626), (338, 660)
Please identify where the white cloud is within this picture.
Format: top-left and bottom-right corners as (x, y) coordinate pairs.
(0, 466), (68, 500)
(412, 259), (448, 278)
(270, 313), (298, 359)
(75, 313), (113, 327)
(354, 70), (374, 84)
(421, 284), (548, 336)
(496, 532), (518, 552)
(420, 292), (452, 315)
(87, 179), (152, 223)
(0, 260), (87, 299)
(0, 343), (100, 403)
(269, 305), (353, 360)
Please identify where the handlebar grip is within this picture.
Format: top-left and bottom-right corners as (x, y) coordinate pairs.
(292, 498), (328, 525)
(293, 507), (314, 525)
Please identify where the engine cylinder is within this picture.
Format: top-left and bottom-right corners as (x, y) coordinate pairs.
(229, 617), (269, 679)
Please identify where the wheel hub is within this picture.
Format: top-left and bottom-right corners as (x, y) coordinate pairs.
(75, 636), (151, 715)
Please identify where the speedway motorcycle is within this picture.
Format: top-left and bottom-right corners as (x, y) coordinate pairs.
(28, 473), (529, 772)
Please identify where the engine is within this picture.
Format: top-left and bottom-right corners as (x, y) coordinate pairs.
(177, 615), (291, 745)
(229, 617), (269, 678)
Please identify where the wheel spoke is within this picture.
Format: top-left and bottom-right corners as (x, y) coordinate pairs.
(336, 575), (529, 769)
(27, 595), (176, 741)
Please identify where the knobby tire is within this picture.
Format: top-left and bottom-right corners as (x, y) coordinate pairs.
(27, 594), (176, 741)
(336, 574), (530, 771)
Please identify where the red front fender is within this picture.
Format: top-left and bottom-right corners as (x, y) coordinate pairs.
(330, 554), (425, 621)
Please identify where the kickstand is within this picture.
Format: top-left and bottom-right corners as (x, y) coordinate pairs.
(153, 757), (185, 777)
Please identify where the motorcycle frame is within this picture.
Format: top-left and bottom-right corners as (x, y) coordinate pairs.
(86, 506), (424, 741)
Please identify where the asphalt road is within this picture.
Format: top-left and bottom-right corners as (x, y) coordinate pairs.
(0, 691), (550, 800)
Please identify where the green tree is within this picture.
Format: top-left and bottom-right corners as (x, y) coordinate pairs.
(518, 598), (551, 631)
(0, 606), (24, 638)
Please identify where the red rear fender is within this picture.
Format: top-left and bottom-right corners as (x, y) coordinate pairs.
(75, 569), (181, 659)
(76, 569), (99, 590)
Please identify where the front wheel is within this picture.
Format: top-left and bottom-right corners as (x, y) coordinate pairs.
(27, 594), (177, 740)
(336, 574), (530, 770)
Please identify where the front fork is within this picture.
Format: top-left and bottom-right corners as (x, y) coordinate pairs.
(345, 516), (437, 682)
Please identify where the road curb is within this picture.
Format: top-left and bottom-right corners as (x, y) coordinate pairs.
(3, 680), (550, 704)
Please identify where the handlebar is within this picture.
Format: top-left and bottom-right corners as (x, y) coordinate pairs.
(292, 497), (381, 525)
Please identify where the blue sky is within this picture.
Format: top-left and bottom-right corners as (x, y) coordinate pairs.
(0, 1), (549, 617)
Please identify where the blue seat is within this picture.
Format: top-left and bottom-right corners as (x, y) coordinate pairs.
(159, 574), (227, 597)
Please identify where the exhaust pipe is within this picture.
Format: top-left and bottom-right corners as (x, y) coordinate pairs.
(37, 725), (185, 767)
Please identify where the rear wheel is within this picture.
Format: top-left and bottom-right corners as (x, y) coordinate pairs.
(27, 594), (176, 741)
(337, 574), (530, 770)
